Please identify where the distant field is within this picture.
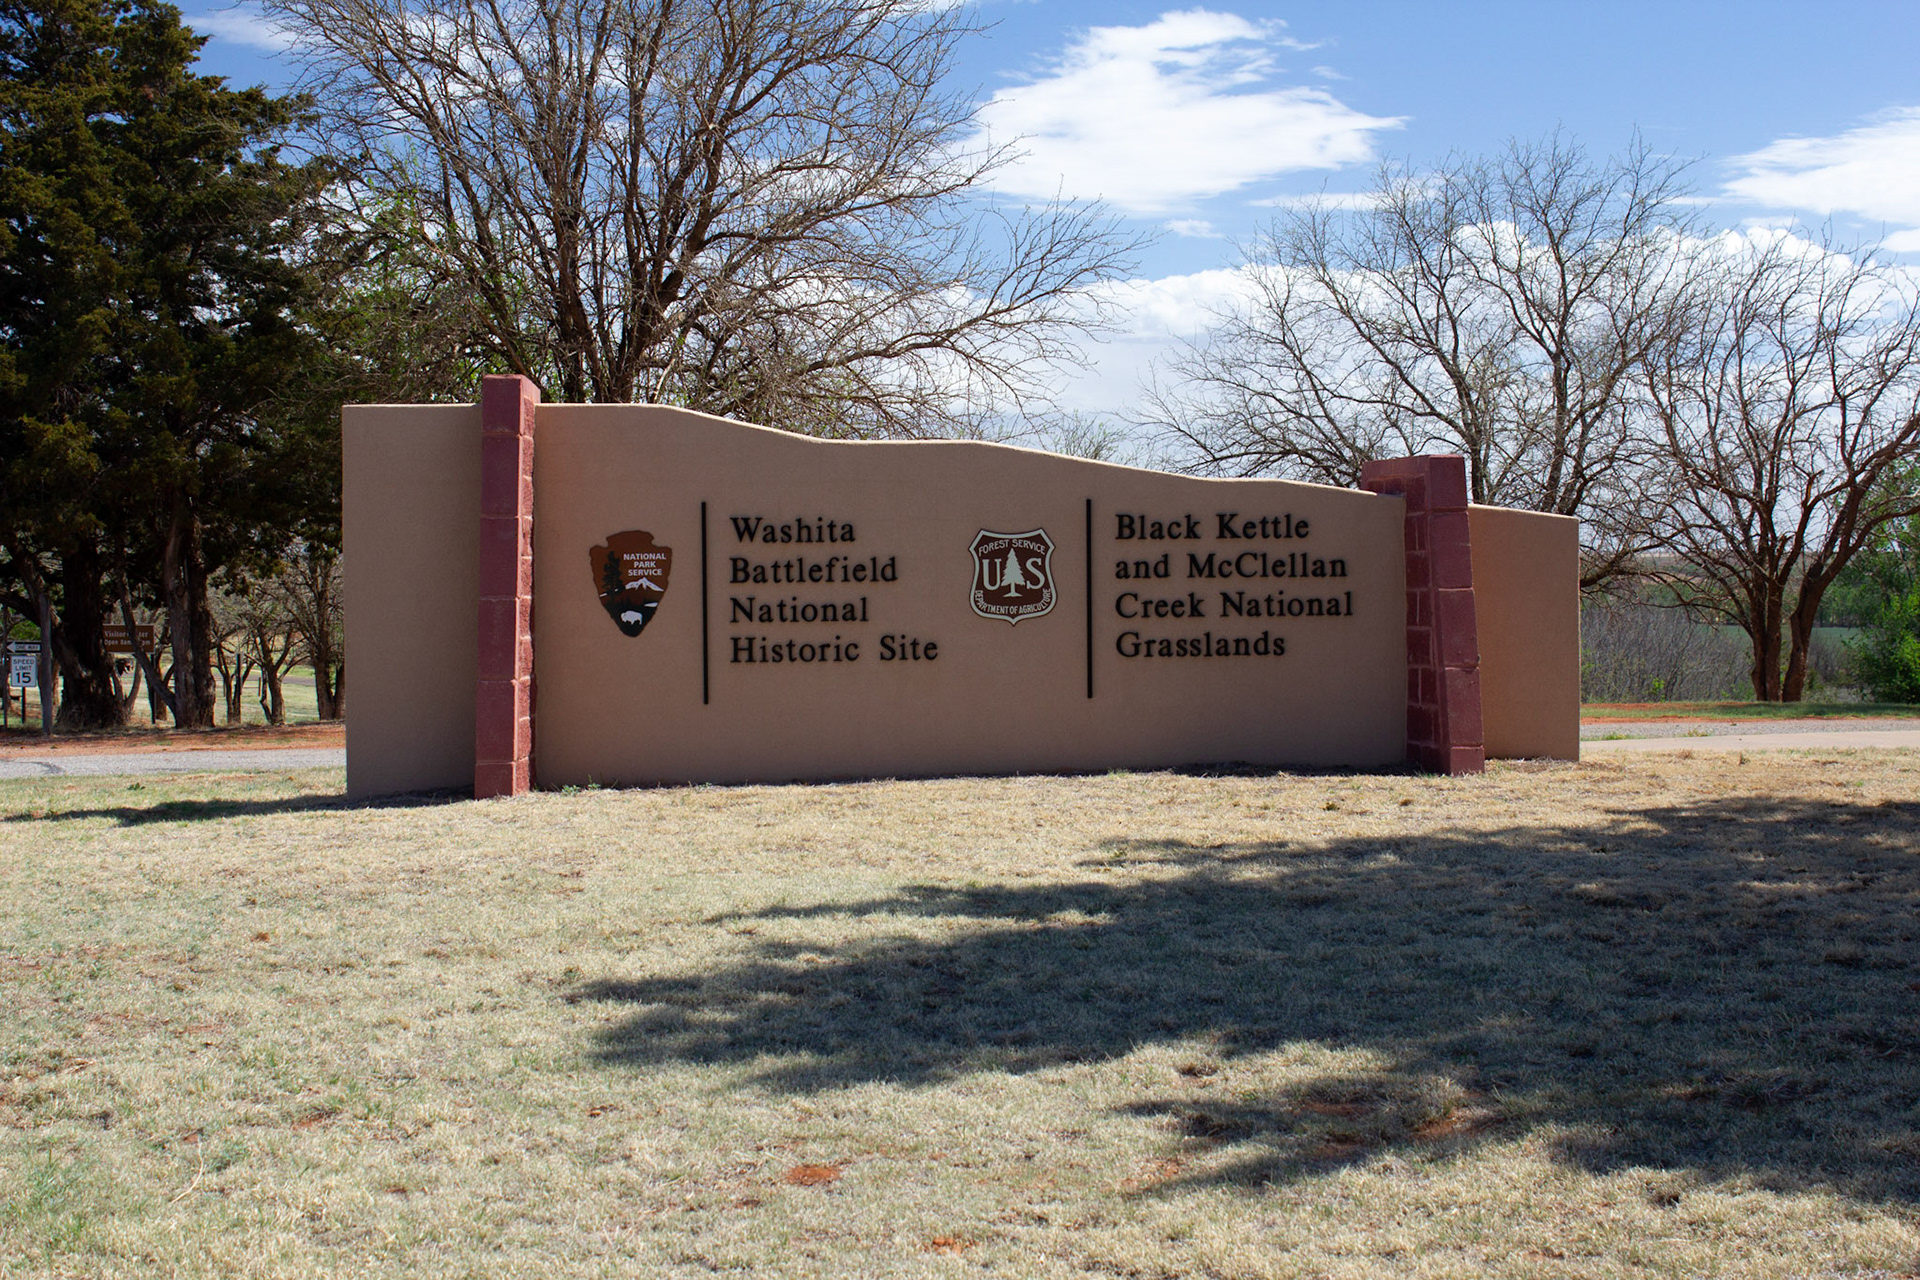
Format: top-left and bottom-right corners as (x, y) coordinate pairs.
(2, 755), (1917, 1278)
(4, 667), (324, 732)
(1585, 700), (1920, 721)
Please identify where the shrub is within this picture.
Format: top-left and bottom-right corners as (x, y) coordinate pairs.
(1847, 590), (1920, 703)
(1581, 601), (1751, 702)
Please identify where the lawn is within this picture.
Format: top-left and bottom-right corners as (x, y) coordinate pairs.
(4, 666), (325, 732)
(2, 755), (1917, 1278)
(1584, 701), (1920, 722)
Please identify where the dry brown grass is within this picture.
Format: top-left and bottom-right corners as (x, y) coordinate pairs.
(1, 752), (1918, 1278)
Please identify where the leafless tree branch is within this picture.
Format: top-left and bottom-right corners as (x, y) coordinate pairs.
(266, 0), (1137, 434)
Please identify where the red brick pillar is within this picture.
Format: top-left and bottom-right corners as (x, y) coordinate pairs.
(1360, 455), (1484, 775)
(475, 375), (539, 798)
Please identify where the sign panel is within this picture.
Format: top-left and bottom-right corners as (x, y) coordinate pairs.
(102, 624), (156, 653)
(590, 530), (673, 637)
(8, 653), (38, 688)
(524, 407), (1408, 787)
(969, 529), (1056, 625)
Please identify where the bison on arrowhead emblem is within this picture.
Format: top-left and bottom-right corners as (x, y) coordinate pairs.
(591, 530), (673, 637)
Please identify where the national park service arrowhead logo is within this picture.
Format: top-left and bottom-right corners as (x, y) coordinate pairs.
(591, 530), (672, 637)
(969, 528), (1056, 625)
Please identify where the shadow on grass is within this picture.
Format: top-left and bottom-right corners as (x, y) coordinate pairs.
(1, 788), (466, 825)
(579, 792), (1920, 1203)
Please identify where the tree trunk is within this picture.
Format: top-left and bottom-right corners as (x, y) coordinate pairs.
(1740, 579), (1789, 701)
(119, 655), (143, 721)
(1782, 586), (1829, 704)
(162, 506), (217, 728)
(315, 656), (344, 720)
(258, 664), (285, 725)
(125, 606), (175, 726)
(147, 653), (171, 726)
(217, 653), (256, 724)
(314, 653), (343, 720)
(310, 622), (342, 720)
(294, 548), (345, 721)
(51, 544), (126, 730)
(114, 558), (175, 726)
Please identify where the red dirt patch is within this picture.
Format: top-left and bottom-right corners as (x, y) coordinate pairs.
(1412, 1106), (1501, 1141)
(780, 1163), (843, 1187)
(926, 1237), (974, 1255)
(1121, 1156), (1187, 1192)
(0, 722), (342, 756)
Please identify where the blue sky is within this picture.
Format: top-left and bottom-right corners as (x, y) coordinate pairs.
(180, 1), (1920, 411)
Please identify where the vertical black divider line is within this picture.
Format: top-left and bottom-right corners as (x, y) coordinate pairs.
(1084, 498), (1094, 699)
(700, 501), (710, 705)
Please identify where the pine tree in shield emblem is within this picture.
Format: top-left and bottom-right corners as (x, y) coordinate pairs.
(969, 529), (1056, 624)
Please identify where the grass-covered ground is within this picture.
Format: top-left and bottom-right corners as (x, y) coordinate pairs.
(4, 666), (324, 733)
(1585, 701), (1920, 721)
(2, 756), (1918, 1278)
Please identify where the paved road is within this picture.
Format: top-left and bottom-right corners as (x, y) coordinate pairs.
(1581, 717), (1920, 740)
(1581, 728), (1920, 754)
(2, 723), (1916, 781)
(0, 748), (344, 780)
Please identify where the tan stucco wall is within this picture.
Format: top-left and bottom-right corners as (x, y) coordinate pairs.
(530, 405), (1407, 786)
(343, 405), (482, 798)
(1469, 505), (1581, 761)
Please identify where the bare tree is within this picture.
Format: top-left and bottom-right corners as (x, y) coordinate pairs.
(275, 545), (344, 720)
(208, 589), (258, 726)
(265, 0), (1133, 433)
(110, 565), (175, 727)
(1643, 229), (1920, 701)
(1579, 596), (1750, 702)
(1144, 133), (1699, 587)
(234, 588), (300, 725)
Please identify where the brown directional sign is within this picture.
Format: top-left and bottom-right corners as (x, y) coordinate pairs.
(103, 623), (156, 653)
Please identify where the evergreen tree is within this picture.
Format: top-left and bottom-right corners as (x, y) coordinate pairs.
(0, 0), (333, 727)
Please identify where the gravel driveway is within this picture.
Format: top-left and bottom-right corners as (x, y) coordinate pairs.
(0, 748), (345, 780)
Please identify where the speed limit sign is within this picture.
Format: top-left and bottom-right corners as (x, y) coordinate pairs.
(7, 649), (38, 687)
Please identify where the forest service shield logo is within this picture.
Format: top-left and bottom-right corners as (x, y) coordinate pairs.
(969, 528), (1056, 625)
(591, 530), (673, 637)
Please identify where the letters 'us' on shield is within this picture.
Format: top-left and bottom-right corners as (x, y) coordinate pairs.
(969, 528), (1056, 625)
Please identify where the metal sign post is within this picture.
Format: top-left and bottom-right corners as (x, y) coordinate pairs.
(7, 640), (42, 731)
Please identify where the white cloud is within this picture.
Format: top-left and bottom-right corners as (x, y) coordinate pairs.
(186, 5), (298, 52)
(976, 9), (1401, 215)
(1248, 190), (1389, 210)
(1049, 268), (1258, 412)
(1725, 108), (1920, 231)
(1163, 218), (1224, 238)
(1309, 65), (1346, 81)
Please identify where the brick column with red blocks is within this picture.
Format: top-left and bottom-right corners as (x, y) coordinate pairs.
(475, 375), (540, 798)
(1359, 455), (1484, 775)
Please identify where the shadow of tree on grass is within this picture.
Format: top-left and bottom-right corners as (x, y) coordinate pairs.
(579, 792), (1920, 1202)
(0, 787), (462, 825)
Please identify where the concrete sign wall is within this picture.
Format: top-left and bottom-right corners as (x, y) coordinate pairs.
(344, 378), (1580, 800)
(533, 406), (1405, 789)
